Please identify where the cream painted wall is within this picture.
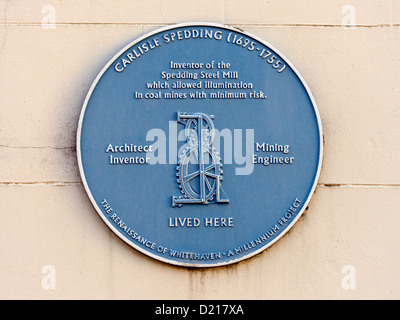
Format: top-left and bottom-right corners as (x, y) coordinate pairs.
(1, 0), (399, 299)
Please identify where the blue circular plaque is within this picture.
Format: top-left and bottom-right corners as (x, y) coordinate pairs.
(77, 23), (323, 267)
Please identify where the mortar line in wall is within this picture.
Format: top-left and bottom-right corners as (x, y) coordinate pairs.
(230, 23), (400, 28)
(319, 183), (400, 188)
(0, 182), (399, 188)
(0, 145), (75, 150)
(0, 22), (399, 28)
(0, 181), (81, 186)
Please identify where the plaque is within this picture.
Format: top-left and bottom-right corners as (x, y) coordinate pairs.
(77, 23), (323, 267)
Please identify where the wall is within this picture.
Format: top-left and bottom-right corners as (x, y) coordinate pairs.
(1, 0), (399, 299)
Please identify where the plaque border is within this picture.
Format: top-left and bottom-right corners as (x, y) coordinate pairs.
(76, 22), (324, 268)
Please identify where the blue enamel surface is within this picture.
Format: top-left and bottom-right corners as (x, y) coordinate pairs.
(78, 24), (322, 267)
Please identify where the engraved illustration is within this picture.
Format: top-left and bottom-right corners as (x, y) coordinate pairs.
(173, 112), (229, 207)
